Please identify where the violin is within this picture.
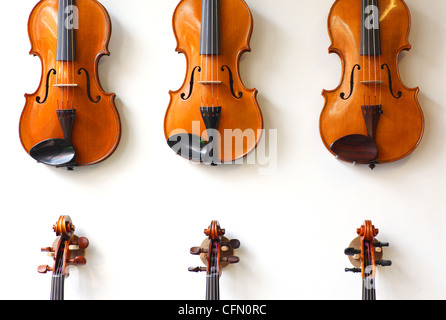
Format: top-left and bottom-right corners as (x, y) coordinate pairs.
(164, 0), (263, 164)
(20, 0), (121, 170)
(188, 221), (240, 300)
(344, 220), (391, 300)
(38, 215), (89, 300)
(320, 0), (424, 169)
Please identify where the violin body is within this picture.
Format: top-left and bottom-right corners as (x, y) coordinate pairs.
(165, 0), (263, 163)
(321, 0), (424, 167)
(20, 0), (120, 168)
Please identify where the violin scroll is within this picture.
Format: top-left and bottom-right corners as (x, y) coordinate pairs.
(344, 221), (391, 270)
(188, 220), (240, 273)
(38, 215), (89, 277)
(344, 221), (391, 300)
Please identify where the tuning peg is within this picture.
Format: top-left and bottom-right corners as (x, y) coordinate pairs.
(221, 239), (240, 250)
(69, 237), (89, 250)
(68, 256), (86, 266)
(188, 266), (207, 273)
(376, 259), (392, 267)
(222, 256), (239, 264)
(373, 241), (389, 248)
(345, 267), (361, 273)
(37, 265), (52, 274)
(344, 247), (361, 256)
(190, 247), (208, 255)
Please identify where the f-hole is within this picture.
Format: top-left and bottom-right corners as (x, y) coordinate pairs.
(36, 69), (57, 104)
(381, 64), (402, 99)
(221, 65), (243, 99)
(341, 64), (361, 100)
(78, 68), (101, 103)
(181, 66), (201, 100)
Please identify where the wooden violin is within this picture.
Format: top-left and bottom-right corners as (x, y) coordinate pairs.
(20, 0), (121, 169)
(320, 0), (424, 169)
(38, 215), (89, 300)
(164, 0), (263, 164)
(344, 220), (391, 300)
(188, 221), (240, 300)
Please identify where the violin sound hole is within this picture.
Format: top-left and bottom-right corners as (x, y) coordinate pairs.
(340, 64), (361, 100)
(77, 68), (101, 103)
(36, 69), (57, 104)
(221, 65), (243, 99)
(181, 66), (201, 100)
(381, 64), (402, 99)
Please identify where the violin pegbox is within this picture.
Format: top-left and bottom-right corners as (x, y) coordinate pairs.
(188, 221), (240, 273)
(344, 220), (391, 273)
(38, 215), (89, 277)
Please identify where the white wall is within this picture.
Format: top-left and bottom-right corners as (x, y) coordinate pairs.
(0, 0), (445, 300)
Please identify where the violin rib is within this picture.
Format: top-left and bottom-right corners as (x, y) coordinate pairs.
(165, 0), (263, 164)
(320, 0), (424, 167)
(20, 0), (121, 168)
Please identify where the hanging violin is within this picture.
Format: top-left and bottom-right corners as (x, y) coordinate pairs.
(344, 220), (391, 300)
(320, 0), (424, 169)
(188, 221), (240, 300)
(20, 0), (121, 170)
(164, 0), (263, 164)
(38, 215), (89, 300)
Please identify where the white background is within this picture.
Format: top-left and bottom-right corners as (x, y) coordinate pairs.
(0, 0), (445, 300)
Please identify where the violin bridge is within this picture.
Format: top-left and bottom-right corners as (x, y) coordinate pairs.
(53, 84), (79, 87)
(198, 81), (222, 85)
(360, 80), (383, 86)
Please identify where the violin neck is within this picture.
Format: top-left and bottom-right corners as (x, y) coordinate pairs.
(206, 272), (220, 300)
(362, 278), (376, 300)
(360, 0), (381, 56)
(57, 0), (76, 61)
(50, 274), (65, 300)
(200, 0), (220, 55)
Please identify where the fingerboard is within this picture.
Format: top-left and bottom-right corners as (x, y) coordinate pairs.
(361, 0), (381, 56)
(200, 0), (220, 55)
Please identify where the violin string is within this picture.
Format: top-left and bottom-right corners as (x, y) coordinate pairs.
(211, 0), (214, 108)
(216, 0), (219, 107)
(66, 0), (69, 110)
(372, 0), (377, 106)
(206, 0), (209, 108)
(200, 2), (204, 108)
(378, 0), (383, 108)
(362, 0), (366, 107)
(61, 0), (65, 110)
(367, 0), (371, 107)
(71, 0), (75, 109)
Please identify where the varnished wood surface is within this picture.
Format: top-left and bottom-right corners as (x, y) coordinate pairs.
(164, 0), (263, 163)
(20, 0), (121, 167)
(320, 0), (424, 164)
